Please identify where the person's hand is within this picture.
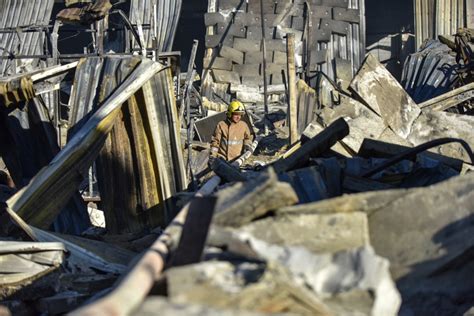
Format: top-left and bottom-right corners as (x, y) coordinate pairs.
(208, 155), (216, 168)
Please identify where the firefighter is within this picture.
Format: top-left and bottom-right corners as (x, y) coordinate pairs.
(210, 100), (252, 163)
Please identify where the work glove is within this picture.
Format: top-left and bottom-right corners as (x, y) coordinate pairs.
(208, 155), (216, 168)
(208, 148), (218, 167)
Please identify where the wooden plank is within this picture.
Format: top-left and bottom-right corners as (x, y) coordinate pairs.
(230, 83), (259, 93)
(287, 33), (298, 145)
(203, 57), (232, 70)
(350, 54), (421, 139)
(321, 0), (349, 8)
(236, 91), (264, 103)
(332, 7), (360, 23)
(246, 26), (274, 40)
(242, 75), (263, 86)
(263, 14), (280, 27)
(212, 69), (241, 85)
(269, 73), (284, 84)
(309, 5), (332, 18)
(233, 64), (261, 77)
(309, 49), (328, 69)
(319, 18), (350, 35)
(233, 38), (261, 52)
(216, 24), (246, 38)
(234, 13), (260, 26)
(205, 34), (233, 48)
(219, 45), (244, 64)
(266, 39), (287, 52)
(312, 29), (331, 43)
(418, 82), (474, 112)
(273, 51), (287, 64)
(245, 51), (265, 64)
(266, 63), (287, 73)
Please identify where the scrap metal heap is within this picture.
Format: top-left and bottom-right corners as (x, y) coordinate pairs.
(0, 1), (473, 316)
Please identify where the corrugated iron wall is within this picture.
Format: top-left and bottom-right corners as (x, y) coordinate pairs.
(414, 0), (468, 49)
(0, 0), (55, 76)
(129, 0), (183, 52)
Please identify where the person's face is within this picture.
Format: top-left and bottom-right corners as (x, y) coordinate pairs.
(231, 113), (242, 123)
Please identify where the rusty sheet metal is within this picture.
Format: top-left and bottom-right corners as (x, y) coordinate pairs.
(6, 57), (163, 230)
(129, 0), (183, 52)
(68, 56), (186, 233)
(0, 0), (55, 76)
(57, 0), (112, 25)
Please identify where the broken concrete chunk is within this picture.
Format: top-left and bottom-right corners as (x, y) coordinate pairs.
(213, 168), (298, 227)
(350, 53), (421, 139)
(220, 231), (401, 316)
(240, 211), (370, 254)
(136, 296), (270, 316)
(318, 95), (387, 153)
(407, 110), (474, 164)
(166, 261), (332, 315)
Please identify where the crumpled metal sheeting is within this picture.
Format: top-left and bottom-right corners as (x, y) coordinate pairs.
(6, 57), (163, 231)
(67, 57), (186, 233)
(401, 40), (460, 103)
(142, 68), (188, 197)
(129, 0), (183, 52)
(0, 0), (55, 76)
(57, 0), (112, 25)
(0, 241), (65, 286)
(0, 98), (90, 235)
(68, 57), (138, 135)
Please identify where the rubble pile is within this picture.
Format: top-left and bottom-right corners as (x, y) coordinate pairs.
(0, 1), (473, 316)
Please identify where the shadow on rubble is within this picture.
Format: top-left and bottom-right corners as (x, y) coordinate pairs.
(397, 213), (474, 316)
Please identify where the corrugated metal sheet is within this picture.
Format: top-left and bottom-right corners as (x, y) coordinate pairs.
(0, 97), (90, 235)
(6, 57), (163, 231)
(0, 0), (55, 76)
(129, 0), (183, 52)
(414, 0), (467, 49)
(401, 40), (459, 103)
(67, 56), (186, 233)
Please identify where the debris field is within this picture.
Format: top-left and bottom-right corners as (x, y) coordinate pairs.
(0, 1), (473, 315)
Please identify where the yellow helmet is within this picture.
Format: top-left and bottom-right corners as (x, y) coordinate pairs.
(226, 100), (245, 118)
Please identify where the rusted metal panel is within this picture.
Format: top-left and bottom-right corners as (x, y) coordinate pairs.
(0, 0), (54, 76)
(67, 56), (186, 233)
(6, 57), (163, 231)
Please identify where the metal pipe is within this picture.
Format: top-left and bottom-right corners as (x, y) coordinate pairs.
(361, 138), (474, 178)
(69, 175), (221, 316)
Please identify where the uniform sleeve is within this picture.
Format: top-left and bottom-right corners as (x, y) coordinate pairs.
(210, 123), (222, 156)
(243, 123), (252, 149)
